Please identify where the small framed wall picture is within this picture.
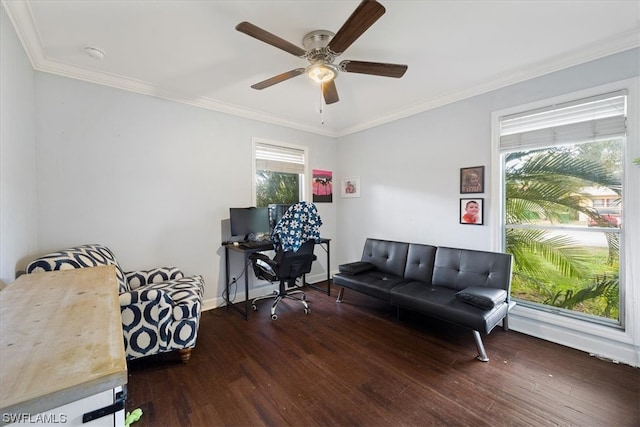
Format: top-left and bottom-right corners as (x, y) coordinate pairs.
(460, 166), (484, 194)
(460, 198), (484, 225)
(312, 169), (333, 203)
(341, 177), (360, 198)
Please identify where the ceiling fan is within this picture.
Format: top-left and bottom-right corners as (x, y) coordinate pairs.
(236, 0), (407, 105)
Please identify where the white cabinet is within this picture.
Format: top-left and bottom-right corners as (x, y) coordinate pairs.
(3, 387), (125, 427)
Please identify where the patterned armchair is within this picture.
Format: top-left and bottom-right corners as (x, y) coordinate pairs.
(25, 244), (204, 362)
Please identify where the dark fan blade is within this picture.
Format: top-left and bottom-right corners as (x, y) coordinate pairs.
(322, 80), (339, 104)
(251, 69), (305, 90)
(327, 0), (386, 55)
(339, 60), (407, 78)
(236, 22), (306, 57)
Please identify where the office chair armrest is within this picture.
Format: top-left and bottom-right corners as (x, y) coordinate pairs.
(249, 253), (278, 282)
(249, 252), (271, 263)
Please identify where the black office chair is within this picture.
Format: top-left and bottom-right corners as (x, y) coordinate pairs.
(249, 239), (317, 320)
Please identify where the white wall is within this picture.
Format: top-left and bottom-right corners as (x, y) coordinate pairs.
(31, 72), (336, 307)
(335, 48), (640, 366)
(0, 6), (38, 285)
(336, 98), (495, 261)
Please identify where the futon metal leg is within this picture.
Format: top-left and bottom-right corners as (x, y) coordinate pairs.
(472, 330), (489, 362)
(336, 287), (344, 303)
(503, 301), (516, 331)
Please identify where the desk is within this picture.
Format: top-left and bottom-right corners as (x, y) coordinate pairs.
(223, 238), (331, 319)
(0, 266), (127, 426)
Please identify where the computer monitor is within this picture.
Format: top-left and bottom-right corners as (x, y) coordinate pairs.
(268, 204), (292, 232)
(229, 207), (270, 239)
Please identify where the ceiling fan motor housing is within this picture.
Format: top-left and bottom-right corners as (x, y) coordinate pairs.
(303, 30), (337, 65)
(302, 30), (334, 51)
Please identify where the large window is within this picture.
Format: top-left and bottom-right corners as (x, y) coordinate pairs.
(253, 138), (307, 207)
(497, 91), (627, 325)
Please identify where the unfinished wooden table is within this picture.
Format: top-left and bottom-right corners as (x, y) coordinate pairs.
(1, 265), (127, 426)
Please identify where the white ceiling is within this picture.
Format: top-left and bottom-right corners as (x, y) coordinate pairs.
(3, 0), (639, 137)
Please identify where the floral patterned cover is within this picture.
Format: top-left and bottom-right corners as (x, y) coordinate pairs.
(271, 201), (322, 253)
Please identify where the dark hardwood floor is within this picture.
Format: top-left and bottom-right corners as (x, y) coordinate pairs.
(127, 283), (639, 426)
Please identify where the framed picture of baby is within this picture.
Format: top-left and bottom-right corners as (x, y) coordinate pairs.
(460, 198), (484, 225)
(460, 166), (484, 194)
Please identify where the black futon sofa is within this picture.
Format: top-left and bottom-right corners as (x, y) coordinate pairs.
(333, 238), (514, 361)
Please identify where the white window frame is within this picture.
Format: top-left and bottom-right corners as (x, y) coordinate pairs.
(251, 137), (309, 206)
(490, 78), (640, 366)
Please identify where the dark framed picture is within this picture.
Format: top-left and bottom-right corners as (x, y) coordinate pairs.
(460, 198), (484, 225)
(460, 166), (484, 194)
(312, 169), (333, 203)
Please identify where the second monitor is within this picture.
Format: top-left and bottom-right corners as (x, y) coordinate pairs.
(268, 204), (292, 232)
(229, 207), (270, 241)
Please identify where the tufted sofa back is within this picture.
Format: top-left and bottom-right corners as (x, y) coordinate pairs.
(358, 239), (511, 294)
(403, 243), (437, 283)
(361, 239), (409, 277)
(432, 246), (512, 292)
(26, 244), (130, 293)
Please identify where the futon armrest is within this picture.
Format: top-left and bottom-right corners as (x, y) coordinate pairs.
(125, 266), (185, 289)
(455, 287), (507, 310)
(338, 261), (376, 275)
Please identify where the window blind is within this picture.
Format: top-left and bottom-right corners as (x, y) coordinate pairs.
(255, 142), (305, 174)
(500, 91), (627, 151)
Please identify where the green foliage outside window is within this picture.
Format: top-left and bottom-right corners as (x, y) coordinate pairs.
(505, 140), (622, 321)
(255, 170), (300, 208)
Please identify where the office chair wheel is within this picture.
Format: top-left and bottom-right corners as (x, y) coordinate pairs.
(251, 304), (258, 311)
(271, 314), (278, 320)
(304, 308), (310, 314)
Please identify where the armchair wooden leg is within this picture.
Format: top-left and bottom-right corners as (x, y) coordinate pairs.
(178, 348), (192, 363)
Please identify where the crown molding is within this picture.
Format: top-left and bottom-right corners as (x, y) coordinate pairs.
(336, 28), (640, 137)
(2, 0), (42, 66)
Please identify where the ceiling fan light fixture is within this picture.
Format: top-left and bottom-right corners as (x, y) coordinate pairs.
(306, 63), (337, 83)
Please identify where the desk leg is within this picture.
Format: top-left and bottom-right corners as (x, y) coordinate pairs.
(224, 246), (250, 320)
(244, 251), (250, 320)
(224, 246), (230, 303)
(326, 240), (331, 296)
(306, 240), (331, 296)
